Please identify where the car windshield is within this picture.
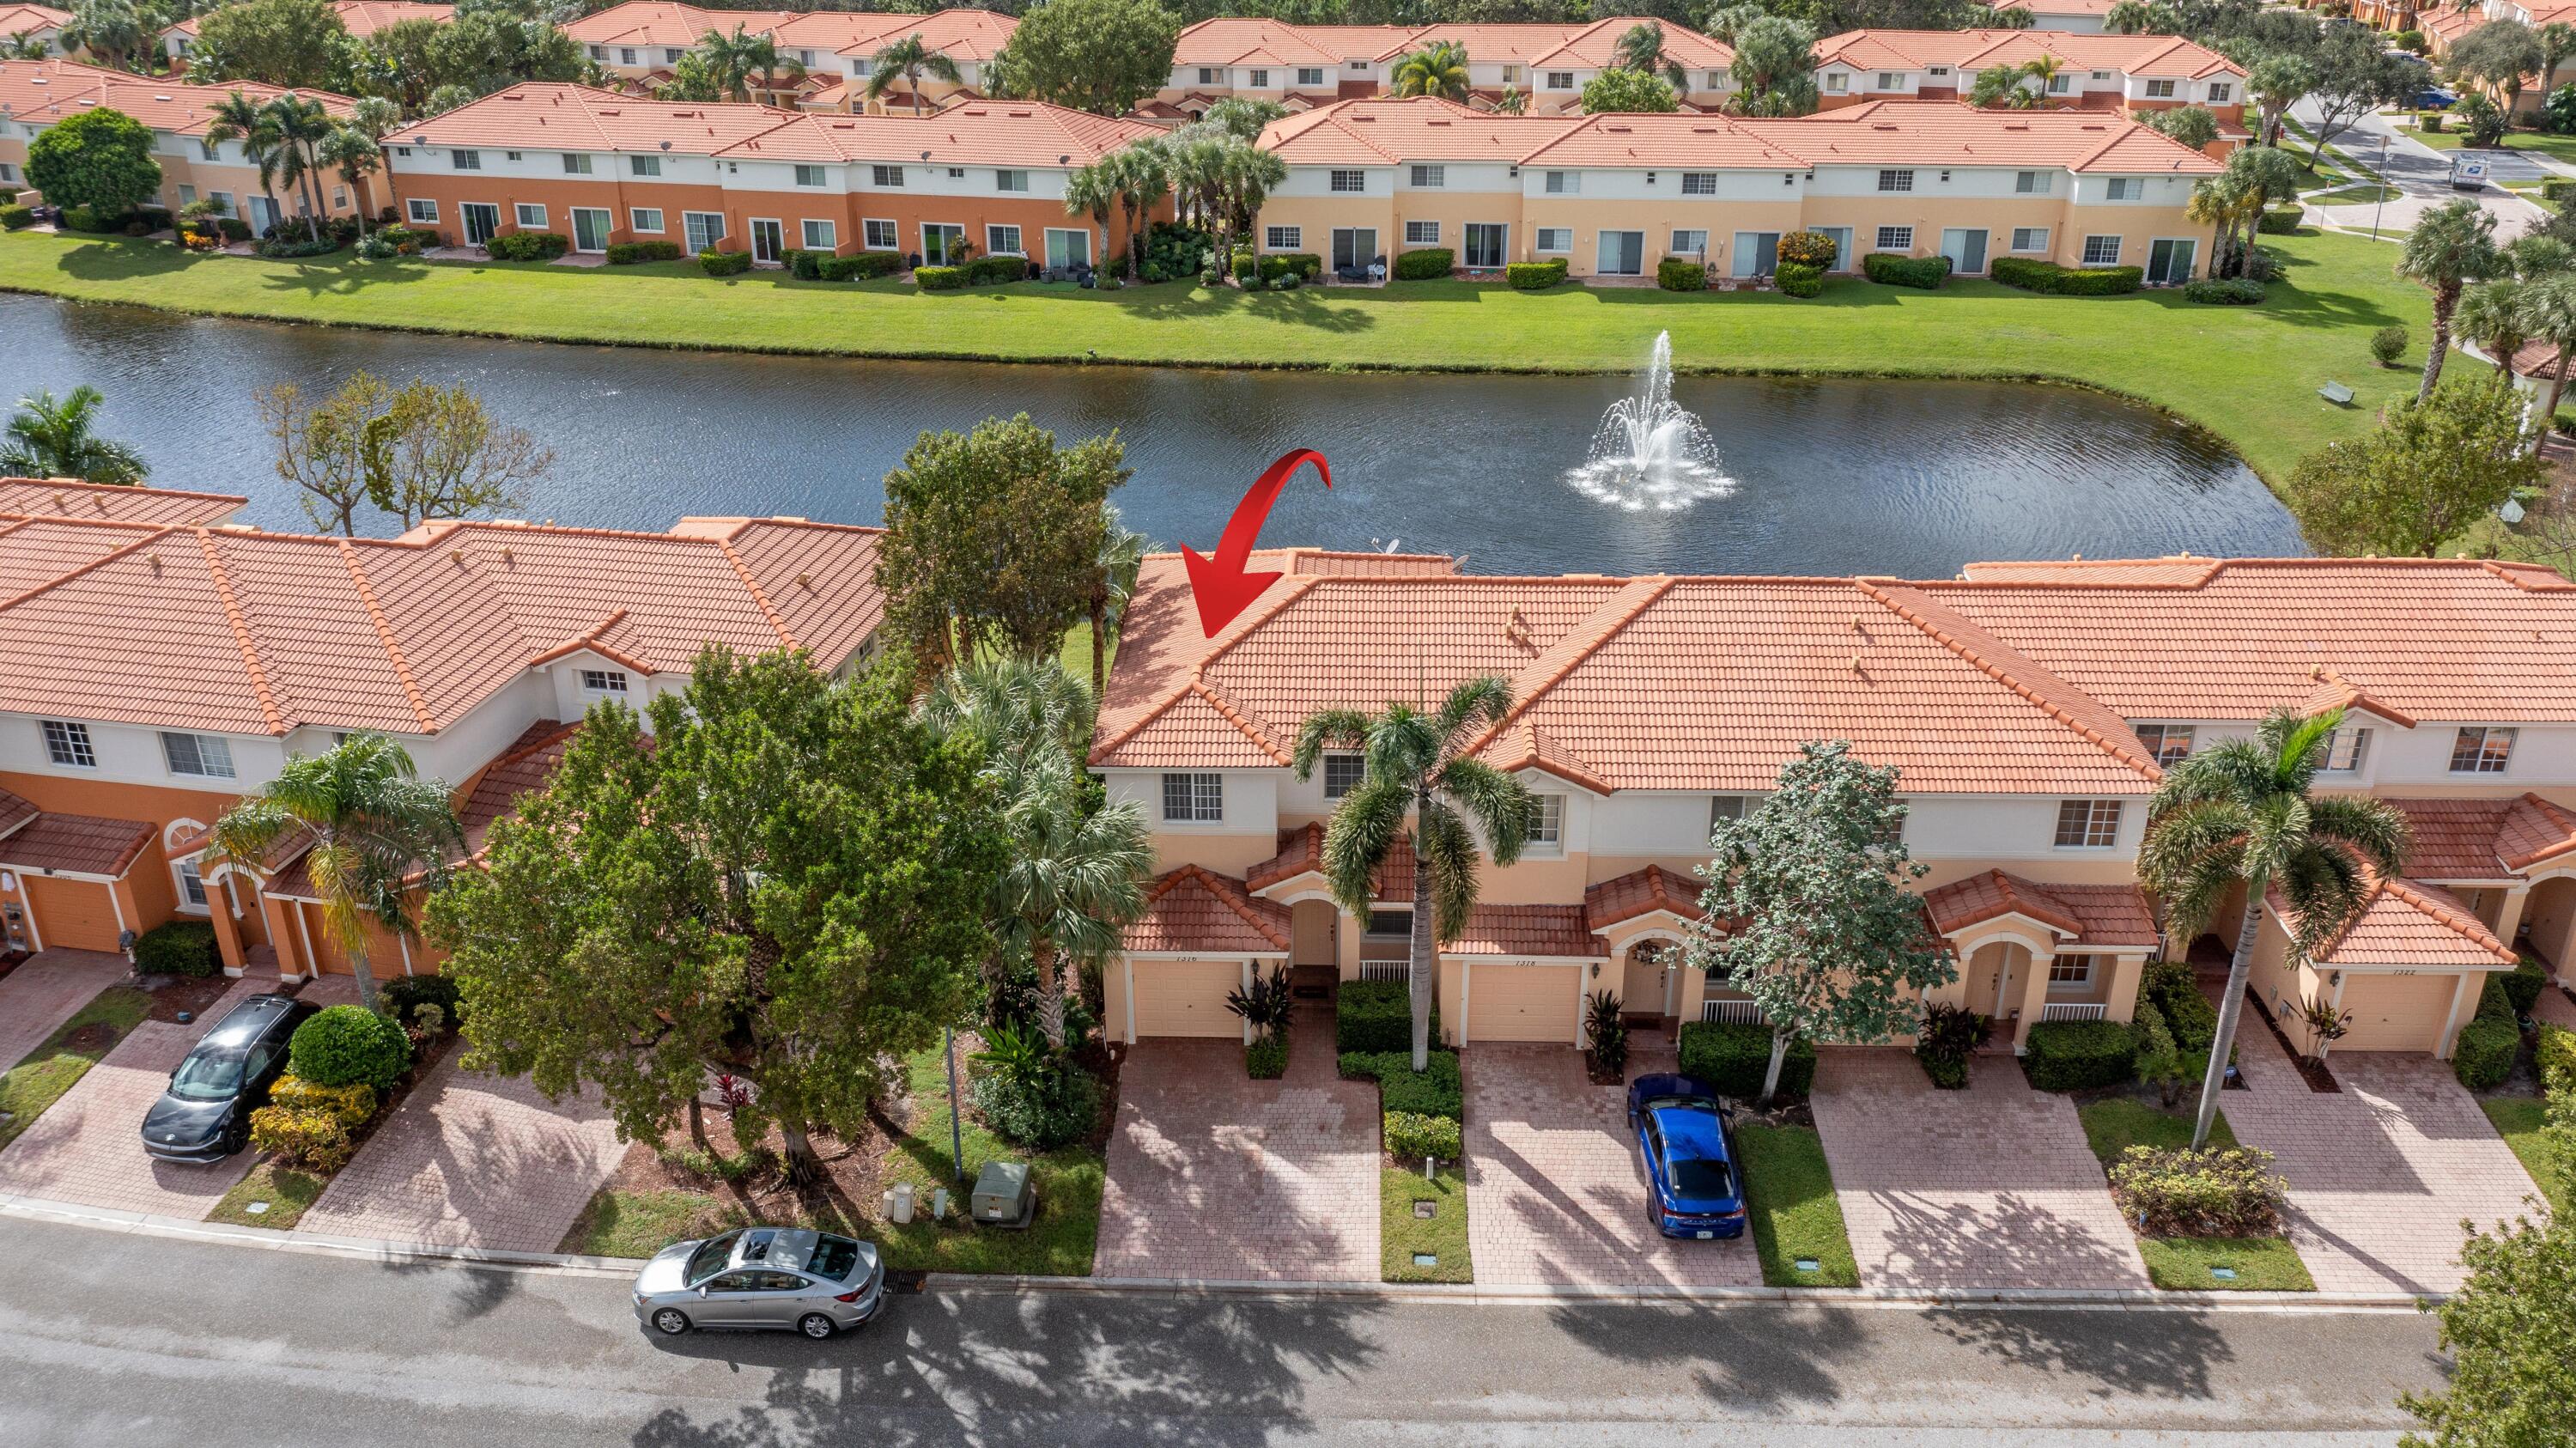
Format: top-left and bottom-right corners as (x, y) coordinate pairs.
(1669, 1155), (1735, 1202)
(807, 1235), (864, 1283)
(684, 1231), (742, 1286)
(167, 1049), (247, 1101)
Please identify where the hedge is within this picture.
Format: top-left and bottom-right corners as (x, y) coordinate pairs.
(606, 240), (683, 265)
(1247, 1031), (1288, 1080)
(1259, 252), (1321, 283)
(1337, 978), (1437, 1054)
(485, 231), (568, 262)
(2501, 957), (2549, 1018)
(2020, 1019), (2137, 1091)
(383, 973), (463, 1031)
(787, 248), (823, 280)
(698, 247), (751, 276)
(2182, 277), (2265, 305)
(1506, 259), (1567, 289)
(968, 254), (1029, 285)
(1677, 1020), (1817, 1100)
(134, 919), (220, 977)
(2142, 961), (2219, 1057)
(1861, 251), (1949, 289)
(1775, 261), (1823, 297)
(820, 250), (902, 280)
(267, 1074), (376, 1130)
(1385, 1110), (1461, 1161)
(2545, 177), (2576, 205)
(0, 205), (34, 231)
(1339, 1049), (1463, 1121)
(1656, 257), (1705, 291)
(248, 1103), (355, 1171)
(1991, 257), (2142, 295)
(2452, 1016), (2519, 1091)
(2539, 1021), (2576, 1094)
(289, 1004), (413, 1092)
(2255, 208), (2305, 235)
(1393, 246), (1453, 281)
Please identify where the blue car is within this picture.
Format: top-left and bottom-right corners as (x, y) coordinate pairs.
(1626, 1073), (1748, 1240)
(2407, 88), (2457, 110)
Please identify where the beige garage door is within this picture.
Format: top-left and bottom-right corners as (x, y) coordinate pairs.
(1467, 962), (1581, 1043)
(1133, 958), (1245, 1038)
(2337, 971), (2458, 1053)
(24, 875), (121, 952)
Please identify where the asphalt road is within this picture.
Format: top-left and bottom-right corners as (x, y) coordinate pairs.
(0, 1218), (2445, 1446)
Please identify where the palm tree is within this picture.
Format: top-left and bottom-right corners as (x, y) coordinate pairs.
(349, 94), (401, 140)
(866, 33), (961, 116)
(2020, 56), (2065, 104)
(207, 733), (464, 1013)
(1613, 21), (1689, 89)
(737, 30), (804, 100)
(1391, 40), (1469, 101)
(2400, 198), (2503, 399)
(3, 32), (48, 60)
(1163, 129), (1228, 233)
(1063, 158), (1116, 275)
(1217, 138), (1286, 259)
(2187, 168), (2257, 279)
(205, 88), (283, 234)
(2522, 272), (2576, 435)
(260, 93), (335, 236)
(60, 0), (145, 71)
(2104, 0), (2154, 33)
(1293, 678), (1536, 1071)
(1110, 140), (1170, 277)
(2457, 278), (2531, 375)
(1969, 63), (2040, 109)
(315, 125), (382, 229)
(1085, 505), (1147, 699)
(1, 386), (149, 484)
(2139, 708), (2409, 1148)
(1492, 87), (1528, 115)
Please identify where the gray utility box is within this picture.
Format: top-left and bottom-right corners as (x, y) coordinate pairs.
(972, 1160), (1035, 1228)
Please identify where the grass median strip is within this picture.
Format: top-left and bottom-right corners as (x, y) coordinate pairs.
(205, 1161), (328, 1231)
(0, 986), (150, 1152)
(2075, 1096), (2314, 1292)
(2480, 1096), (2569, 1216)
(1382, 1165), (1470, 1283)
(1735, 1122), (1859, 1288)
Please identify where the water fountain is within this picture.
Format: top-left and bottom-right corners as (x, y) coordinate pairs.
(1563, 332), (1735, 512)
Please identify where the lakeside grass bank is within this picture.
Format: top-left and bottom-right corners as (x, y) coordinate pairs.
(0, 227), (2430, 482)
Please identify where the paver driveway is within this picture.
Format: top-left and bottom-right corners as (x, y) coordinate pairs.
(0, 949), (133, 1071)
(1808, 1049), (2150, 1291)
(1464, 1043), (1764, 1288)
(1097, 1006), (1380, 1281)
(2223, 1017), (2541, 1295)
(0, 977), (264, 1218)
(296, 1052), (625, 1253)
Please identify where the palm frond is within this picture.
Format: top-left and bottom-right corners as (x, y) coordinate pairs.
(1292, 706), (1376, 779)
(1433, 674), (1514, 749)
(1435, 756), (1534, 868)
(2306, 793), (2413, 879)
(1321, 779), (1411, 918)
(2275, 842), (2372, 958)
(1415, 802), (1481, 943)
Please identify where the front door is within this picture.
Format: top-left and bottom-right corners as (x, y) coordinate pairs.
(1729, 230), (1779, 278)
(1940, 227), (1989, 276)
(750, 218), (784, 265)
(1332, 227), (1377, 271)
(2147, 237), (2197, 284)
(1463, 222), (1506, 269)
(460, 203), (500, 246)
(571, 207), (611, 253)
(1598, 229), (1644, 276)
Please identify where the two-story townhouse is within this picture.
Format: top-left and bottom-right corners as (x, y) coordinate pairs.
(1986, 0), (2121, 33)
(0, 475), (889, 983)
(563, 2), (1012, 113)
(1153, 17), (1352, 121)
(161, 0), (454, 71)
(2419, 0), (2576, 115)
(0, 60), (366, 228)
(0, 4), (70, 60)
(1091, 550), (2573, 1068)
(1812, 29), (2246, 144)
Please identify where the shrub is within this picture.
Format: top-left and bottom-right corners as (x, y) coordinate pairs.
(484, 231), (568, 262)
(1385, 1110), (1461, 1162)
(2057, 265), (2143, 296)
(2538, 1021), (2576, 1093)
(2255, 208), (2305, 235)
(1678, 1020), (1818, 1100)
(1393, 246), (1454, 281)
(266, 1074), (377, 1130)
(134, 919), (220, 977)
(2142, 960), (2219, 1058)
(1095, 273), (1121, 291)
(1505, 259), (1567, 289)
(58, 204), (106, 233)
(788, 249), (823, 280)
(1336, 978), (1435, 1054)
(2478, 971), (2515, 1022)
(820, 250), (901, 280)
(216, 217), (252, 242)
(1862, 251), (1950, 289)
(698, 247), (751, 277)
(0, 185), (15, 204)
(2420, 110), (2445, 132)
(2545, 178), (2576, 205)
(969, 254), (1029, 285)
(248, 1103), (355, 1171)
(1656, 256), (1706, 291)
(2108, 1145), (2288, 1236)
(914, 264), (967, 290)
(1914, 1001), (1984, 1090)
(2021, 1019), (2138, 1091)
(0, 204), (33, 231)
(1247, 1031), (1288, 1080)
(606, 240), (683, 265)
(2502, 956), (2549, 1018)
(1200, 266), (1223, 287)
(2453, 1016), (2520, 1091)
(2133, 999), (2192, 1105)
(254, 236), (340, 259)
(1339, 1049), (1463, 1121)
(289, 1004), (413, 1092)
(2394, 27), (2425, 52)
(1258, 252), (1320, 283)
(970, 1062), (1101, 1148)
(1774, 261), (1823, 297)
(1273, 271), (1300, 289)
(2183, 277), (2265, 305)
(1584, 989), (1629, 1079)
(382, 974), (463, 1030)
(1776, 229), (1839, 270)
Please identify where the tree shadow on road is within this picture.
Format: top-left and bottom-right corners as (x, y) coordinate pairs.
(1542, 1300), (1866, 1410)
(1923, 1305), (2238, 1402)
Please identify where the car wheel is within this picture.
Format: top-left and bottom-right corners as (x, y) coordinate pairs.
(798, 1313), (837, 1341)
(221, 1121), (249, 1156)
(651, 1308), (692, 1336)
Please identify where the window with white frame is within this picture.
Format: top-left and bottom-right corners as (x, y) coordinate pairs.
(1322, 752), (1365, 798)
(1265, 224), (1302, 249)
(1197, 66), (1219, 84)
(1366, 908), (1412, 937)
(1876, 71), (1900, 90)
(1929, 65), (1950, 77)
(515, 203), (546, 228)
(631, 155), (661, 177)
(580, 667), (629, 696)
(630, 207), (664, 233)
(793, 164), (827, 187)
(619, 46), (636, 64)
(1878, 168), (1912, 192)
(805, 218), (838, 251)
(872, 163), (904, 187)
(1670, 228), (1706, 254)
(1528, 794), (1564, 849)
(199, 138), (221, 161)
(1405, 220), (1439, 244)
(1680, 171), (1716, 195)
(1536, 227), (1571, 252)
(2081, 234), (2122, 265)
(588, 43), (604, 58)
(2145, 78), (2176, 97)
(41, 720), (94, 768)
(1704, 70), (1724, 87)
(1824, 71), (1847, 92)
(2053, 799), (2124, 849)
(665, 47), (683, 64)
(1329, 168), (1366, 192)
(2048, 73), (2070, 93)
(995, 168), (1029, 192)
(2048, 953), (2096, 988)
(986, 223), (1021, 255)
(1249, 67), (1269, 88)
(331, 186), (348, 210)
(864, 217), (898, 249)
(2130, 723), (2194, 765)
(175, 857), (210, 910)
(452, 149), (482, 170)
(2014, 169), (2051, 194)
(1409, 163), (1444, 187)
(161, 732), (236, 779)
(2106, 177), (2141, 201)
(563, 153), (593, 175)
(1876, 224), (1912, 250)
(1161, 771), (1223, 822)
(1546, 70), (1573, 89)
(407, 198), (439, 224)
(1544, 170), (1577, 193)
(2450, 727), (2517, 773)
(2315, 726), (2371, 773)
(1297, 66), (1324, 86)
(684, 211), (726, 250)
(2010, 226), (2049, 252)
(1502, 64), (1521, 82)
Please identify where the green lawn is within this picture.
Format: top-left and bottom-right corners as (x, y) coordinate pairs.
(2136, 1234), (2317, 1291)
(1382, 1165), (1471, 1283)
(2305, 184), (2402, 208)
(0, 986), (151, 1152)
(2076, 1097), (2239, 1164)
(205, 1161), (328, 1231)
(2481, 1096), (2570, 1216)
(0, 227), (2431, 483)
(561, 1186), (728, 1258)
(2412, 125), (2576, 167)
(1735, 1122), (1859, 1287)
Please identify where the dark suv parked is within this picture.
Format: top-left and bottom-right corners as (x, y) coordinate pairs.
(140, 993), (316, 1162)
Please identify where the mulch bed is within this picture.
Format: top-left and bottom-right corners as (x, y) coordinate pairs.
(137, 972), (234, 1023)
(62, 1022), (117, 1055)
(2246, 989), (2339, 1094)
(598, 1093), (897, 1239)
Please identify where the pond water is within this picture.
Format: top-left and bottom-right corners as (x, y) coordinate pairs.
(0, 293), (2304, 576)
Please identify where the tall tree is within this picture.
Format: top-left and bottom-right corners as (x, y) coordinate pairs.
(696, 23), (802, 102)
(2400, 198), (2503, 399)
(2446, 19), (2545, 109)
(2139, 708), (2410, 1149)
(59, 0), (147, 71)
(2457, 279), (2533, 376)
(430, 649), (1005, 1182)
(1581, 66), (1680, 113)
(1085, 504), (1148, 699)
(2520, 271), (2576, 429)
(2541, 19), (2576, 98)
(2142, 102), (2220, 149)
(1110, 139), (1171, 276)
(259, 92), (336, 234)
(2281, 375), (2543, 557)
(2189, 142), (2300, 278)
(1391, 39), (1468, 100)
(210, 733), (464, 1013)
(1685, 740), (1955, 1104)
(1613, 20), (1690, 88)
(2399, 1165), (2576, 1448)
(1293, 678), (1536, 1071)
(987, 0), (1181, 117)
(1062, 158), (1118, 274)
(2245, 52), (2314, 146)
(2303, 25), (2420, 168)
(192, 0), (352, 89)
(866, 33), (960, 115)
(0, 386), (149, 484)
(2104, 0), (2154, 33)
(258, 372), (544, 533)
(314, 125), (382, 224)
(1202, 95), (1288, 140)
(1728, 16), (1817, 117)
(25, 106), (161, 216)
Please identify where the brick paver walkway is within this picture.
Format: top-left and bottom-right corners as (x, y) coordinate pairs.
(2534, 983), (2576, 1032)
(1464, 1044), (1765, 1288)
(0, 949), (132, 1070)
(2222, 1019), (2542, 1295)
(0, 977), (265, 1217)
(296, 1053), (625, 1252)
(1809, 1049), (2151, 1291)
(1097, 1004), (1380, 1281)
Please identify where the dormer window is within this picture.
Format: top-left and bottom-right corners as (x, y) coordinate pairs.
(1528, 794), (1564, 849)
(2130, 723), (2194, 766)
(580, 667), (629, 696)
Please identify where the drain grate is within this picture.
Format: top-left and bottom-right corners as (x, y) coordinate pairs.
(2209, 1266), (2237, 1281)
(1412, 1253), (1438, 1268)
(245, 1201), (270, 1215)
(1413, 1201), (1436, 1219)
(1794, 1258), (1820, 1274)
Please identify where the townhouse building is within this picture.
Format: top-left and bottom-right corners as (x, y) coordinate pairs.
(1986, 0), (2122, 33)
(382, 82), (1163, 268)
(0, 4), (70, 58)
(0, 477), (887, 984)
(0, 59), (365, 230)
(161, 0), (455, 70)
(1812, 29), (2246, 138)
(1092, 550), (2576, 1066)
(1254, 97), (2220, 283)
(2419, 0), (2576, 115)
(562, 2), (1014, 113)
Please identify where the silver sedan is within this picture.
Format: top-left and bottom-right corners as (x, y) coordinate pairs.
(632, 1226), (884, 1340)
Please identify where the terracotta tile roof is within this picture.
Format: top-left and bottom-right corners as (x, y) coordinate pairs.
(1245, 822), (1415, 902)
(0, 479), (245, 526)
(1812, 27), (2241, 79)
(562, 3), (1014, 60)
(2495, 794), (2576, 872)
(1127, 864), (1292, 954)
(1444, 902), (1604, 957)
(1922, 869), (2157, 947)
(2388, 794), (2576, 879)
(0, 3), (69, 35)
(739, 100), (1162, 166)
(456, 719), (580, 855)
(165, 0), (448, 40)
(0, 810), (155, 878)
(1739, 100), (2221, 174)
(2281, 875), (2518, 969)
(1583, 865), (1705, 929)
(0, 59), (356, 134)
(0, 783), (36, 839)
(1956, 557), (2227, 586)
(1990, 0), (2125, 15)
(394, 82), (808, 155)
(1517, 111), (1812, 168)
(1173, 16), (1348, 67)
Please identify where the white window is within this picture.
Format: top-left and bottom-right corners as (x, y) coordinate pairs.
(1197, 66), (1219, 84)
(1875, 71), (1901, 90)
(995, 168), (1029, 192)
(630, 207), (664, 234)
(406, 198), (439, 224)
(793, 164), (826, 188)
(1546, 70), (1574, 89)
(587, 43), (604, 58)
(1329, 168), (1366, 193)
(1671, 228), (1706, 254)
(1825, 71), (1848, 93)
(41, 720), (94, 768)
(1680, 172), (1716, 195)
(580, 668), (629, 695)
(1544, 170), (1578, 194)
(175, 858), (210, 911)
(2316, 727), (2371, 773)
(2145, 78), (2176, 98)
(1161, 771), (1223, 823)
(2011, 227), (2050, 252)
(804, 218), (837, 251)
(452, 149), (481, 170)
(1296, 66), (1324, 86)
(1405, 220), (1439, 244)
(619, 46), (637, 64)
(2048, 74), (2071, 94)
(1249, 68), (1269, 88)
(872, 163), (904, 187)
(1929, 66), (1950, 77)
(864, 218), (899, 249)
(1322, 752), (1365, 798)
(665, 47), (683, 64)
(1704, 70), (1724, 88)
(2048, 954), (2097, 988)
(1410, 164), (1444, 187)
(631, 155), (661, 178)
(2053, 799), (2124, 849)
(1877, 168), (1912, 192)
(2014, 169), (2051, 194)
(199, 138), (221, 161)
(563, 153), (593, 175)
(515, 204), (547, 228)
(946, 167), (965, 179)
(1265, 224), (1302, 250)
(2081, 234), (2122, 265)
(1876, 225), (1912, 250)
(2451, 727), (2517, 774)
(1502, 65), (1522, 82)
(161, 732), (236, 779)
(1529, 794), (1564, 849)
(684, 211), (726, 250)
(2207, 82), (2232, 102)
(1537, 227), (1571, 252)
(2106, 178), (2141, 201)
(986, 223), (1021, 255)
(2131, 723), (2194, 765)
(331, 186), (348, 210)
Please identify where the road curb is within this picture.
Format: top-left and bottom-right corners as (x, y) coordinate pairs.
(0, 1190), (2439, 1310)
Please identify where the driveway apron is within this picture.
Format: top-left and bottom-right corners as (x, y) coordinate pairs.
(0, 949), (133, 1071)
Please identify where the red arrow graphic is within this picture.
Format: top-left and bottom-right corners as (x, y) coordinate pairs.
(1182, 447), (1331, 638)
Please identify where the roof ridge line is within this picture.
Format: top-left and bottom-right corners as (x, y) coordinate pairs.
(334, 538), (438, 734)
(1194, 861), (1292, 948)
(2377, 876), (2518, 963)
(0, 525), (170, 613)
(714, 537), (801, 651)
(191, 529), (289, 737)
(1466, 575), (1676, 758)
(1189, 676), (1291, 765)
(1086, 573), (1321, 764)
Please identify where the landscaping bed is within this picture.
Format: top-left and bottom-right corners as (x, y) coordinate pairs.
(1381, 1165), (1469, 1283)
(0, 984), (149, 1152)
(221, 1007), (459, 1231)
(2074, 1094), (2314, 1292)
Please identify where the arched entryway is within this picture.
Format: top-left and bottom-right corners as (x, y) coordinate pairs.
(2518, 874), (2576, 978)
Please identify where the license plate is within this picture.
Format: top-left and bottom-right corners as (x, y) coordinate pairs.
(1695, 1231), (1713, 1239)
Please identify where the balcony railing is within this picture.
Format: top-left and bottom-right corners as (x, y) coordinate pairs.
(2038, 1001), (2109, 1023)
(1358, 961), (1408, 983)
(1701, 999), (1766, 1025)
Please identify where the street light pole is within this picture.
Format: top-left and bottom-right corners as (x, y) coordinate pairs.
(2372, 134), (2391, 242)
(945, 1025), (967, 1186)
